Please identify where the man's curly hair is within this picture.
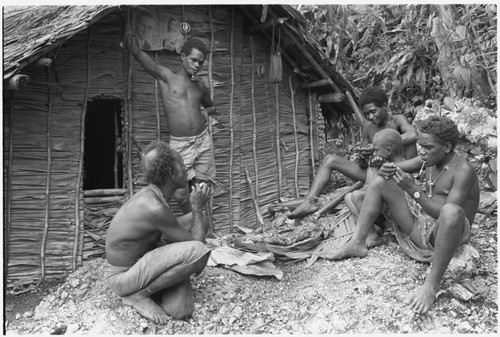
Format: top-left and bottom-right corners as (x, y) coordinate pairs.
(415, 116), (460, 148)
(359, 86), (388, 108)
(181, 37), (207, 56)
(142, 141), (177, 186)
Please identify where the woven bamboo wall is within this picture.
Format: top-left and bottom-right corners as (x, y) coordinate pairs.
(127, 5), (316, 233)
(4, 11), (125, 286)
(3, 5), (318, 286)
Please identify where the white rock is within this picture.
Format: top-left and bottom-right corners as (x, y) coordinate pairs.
(66, 323), (80, 334)
(22, 311), (33, 318)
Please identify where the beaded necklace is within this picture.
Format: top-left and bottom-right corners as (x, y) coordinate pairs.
(427, 151), (458, 198)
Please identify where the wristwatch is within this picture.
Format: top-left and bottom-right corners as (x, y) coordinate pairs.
(413, 191), (421, 199)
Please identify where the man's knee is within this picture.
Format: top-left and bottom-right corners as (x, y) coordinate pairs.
(323, 154), (341, 168)
(351, 190), (365, 207)
(438, 203), (465, 230)
(186, 241), (210, 273)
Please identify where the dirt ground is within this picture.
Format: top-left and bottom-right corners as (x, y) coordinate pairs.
(4, 207), (497, 334)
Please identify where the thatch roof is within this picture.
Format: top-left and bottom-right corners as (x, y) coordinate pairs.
(3, 5), (357, 113)
(3, 5), (116, 79)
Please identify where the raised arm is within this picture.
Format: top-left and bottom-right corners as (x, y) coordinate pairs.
(395, 115), (417, 146)
(125, 34), (170, 83)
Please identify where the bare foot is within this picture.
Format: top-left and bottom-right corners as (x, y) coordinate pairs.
(323, 240), (368, 260)
(366, 231), (383, 248)
(122, 293), (170, 324)
(287, 199), (318, 219)
(404, 282), (438, 314)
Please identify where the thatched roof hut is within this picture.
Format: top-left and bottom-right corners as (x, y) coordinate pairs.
(3, 4), (361, 287)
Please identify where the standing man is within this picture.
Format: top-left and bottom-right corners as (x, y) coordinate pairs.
(325, 116), (479, 314)
(288, 86), (417, 219)
(105, 141), (212, 323)
(125, 34), (216, 235)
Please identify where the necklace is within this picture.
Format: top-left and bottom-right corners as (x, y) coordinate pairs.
(427, 151), (458, 198)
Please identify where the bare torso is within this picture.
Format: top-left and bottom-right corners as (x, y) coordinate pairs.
(106, 188), (166, 267)
(424, 158), (480, 223)
(159, 73), (207, 137)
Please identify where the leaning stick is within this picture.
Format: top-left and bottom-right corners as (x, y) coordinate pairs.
(313, 181), (364, 219)
(245, 167), (265, 229)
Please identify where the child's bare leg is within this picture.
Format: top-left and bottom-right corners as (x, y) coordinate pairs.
(349, 190), (382, 248)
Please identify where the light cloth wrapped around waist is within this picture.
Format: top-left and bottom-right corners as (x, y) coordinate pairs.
(170, 128), (215, 182)
(105, 241), (210, 297)
(389, 193), (471, 263)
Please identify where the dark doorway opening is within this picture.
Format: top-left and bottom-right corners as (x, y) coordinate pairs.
(83, 99), (123, 190)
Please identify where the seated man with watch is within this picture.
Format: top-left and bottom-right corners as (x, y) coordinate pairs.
(323, 116), (479, 315)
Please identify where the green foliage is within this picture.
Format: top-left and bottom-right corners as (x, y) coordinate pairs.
(299, 4), (497, 116)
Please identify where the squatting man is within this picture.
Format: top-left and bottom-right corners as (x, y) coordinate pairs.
(105, 141), (212, 324)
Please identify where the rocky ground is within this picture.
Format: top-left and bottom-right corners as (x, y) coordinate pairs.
(4, 122), (498, 334)
(4, 207), (497, 334)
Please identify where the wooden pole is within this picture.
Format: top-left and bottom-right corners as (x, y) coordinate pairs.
(41, 66), (53, 279)
(250, 37), (260, 205)
(74, 27), (92, 270)
(126, 8), (134, 196)
(345, 90), (365, 125)
(308, 89), (316, 179)
(205, 5), (216, 236)
(313, 181), (364, 219)
(229, 7), (235, 232)
(6, 92), (14, 263)
(289, 76), (299, 198)
(274, 82), (282, 198)
(301, 78), (334, 88)
(83, 188), (127, 197)
(4, 74), (29, 90)
(154, 52), (161, 141)
(317, 92), (346, 103)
